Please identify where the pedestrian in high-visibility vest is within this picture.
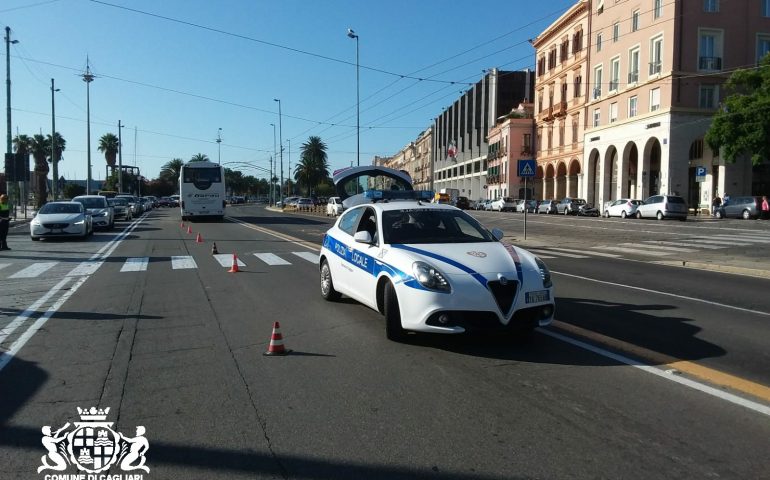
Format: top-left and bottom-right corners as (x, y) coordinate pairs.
(0, 194), (10, 250)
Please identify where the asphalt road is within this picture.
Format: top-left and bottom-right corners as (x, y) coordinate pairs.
(0, 205), (768, 479)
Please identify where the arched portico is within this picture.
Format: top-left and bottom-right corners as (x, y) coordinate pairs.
(642, 138), (662, 197)
(544, 164), (555, 199)
(602, 146), (618, 206)
(585, 149), (600, 206)
(622, 141), (639, 199)
(567, 159), (581, 198)
(535, 165), (544, 200)
(556, 162), (567, 199)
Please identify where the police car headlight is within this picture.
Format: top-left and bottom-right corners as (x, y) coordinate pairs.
(535, 257), (552, 288)
(412, 261), (450, 292)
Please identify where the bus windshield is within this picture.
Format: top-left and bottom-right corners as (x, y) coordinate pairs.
(183, 167), (222, 190)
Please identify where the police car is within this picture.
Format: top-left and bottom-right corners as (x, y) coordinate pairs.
(319, 166), (555, 341)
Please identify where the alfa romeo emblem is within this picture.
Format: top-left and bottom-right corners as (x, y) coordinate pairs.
(467, 251), (487, 258)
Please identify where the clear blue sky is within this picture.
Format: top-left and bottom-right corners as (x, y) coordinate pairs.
(1, 0), (574, 182)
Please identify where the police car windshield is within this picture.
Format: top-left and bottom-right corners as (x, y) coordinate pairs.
(382, 209), (496, 244)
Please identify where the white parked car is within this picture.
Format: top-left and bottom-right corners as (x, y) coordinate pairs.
(635, 194), (688, 221)
(30, 201), (93, 241)
(326, 197), (345, 217)
(72, 195), (115, 230)
(603, 198), (644, 218)
(489, 197), (516, 212)
(318, 171), (555, 341)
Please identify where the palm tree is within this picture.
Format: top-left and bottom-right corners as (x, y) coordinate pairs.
(29, 134), (49, 207)
(190, 153), (209, 162)
(46, 132), (66, 199)
(160, 158), (185, 182)
(295, 136), (330, 196)
(98, 133), (119, 167)
(13, 134), (31, 156)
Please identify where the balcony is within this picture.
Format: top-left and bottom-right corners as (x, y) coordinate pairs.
(649, 61), (662, 76)
(520, 147), (532, 156)
(628, 71), (639, 83)
(555, 101), (568, 117)
(699, 56), (722, 71)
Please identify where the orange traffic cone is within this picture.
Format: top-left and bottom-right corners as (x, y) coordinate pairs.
(228, 253), (240, 273)
(196, 233), (203, 243)
(263, 321), (290, 356)
(187, 226), (192, 234)
(211, 242), (219, 255)
(180, 222), (185, 228)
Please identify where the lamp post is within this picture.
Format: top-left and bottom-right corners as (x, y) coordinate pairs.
(347, 28), (359, 167)
(286, 138), (291, 196)
(216, 127), (222, 164)
(270, 123), (276, 205)
(81, 58), (95, 195)
(118, 120), (124, 193)
(50, 79), (60, 200)
(273, 98), (283, 206)
(5, 27), (19, 207)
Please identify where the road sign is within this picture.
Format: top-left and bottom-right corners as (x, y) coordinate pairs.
(695, 166), (707, 183)
(518, 159), (536, 178)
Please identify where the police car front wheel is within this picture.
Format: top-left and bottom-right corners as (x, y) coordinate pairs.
(383, 282), (406, 341)
(320, 259), (341, 301)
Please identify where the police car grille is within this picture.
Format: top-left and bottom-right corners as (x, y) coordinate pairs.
(487, 280), (518, 314)
(42, 223), (68, 229)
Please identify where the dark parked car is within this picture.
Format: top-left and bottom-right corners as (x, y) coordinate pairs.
(454, 196), (470, 210)
(577, 203), (600, 217)
(715, 196), (762, 219)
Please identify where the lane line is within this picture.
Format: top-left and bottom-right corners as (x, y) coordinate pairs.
(539, 326), (770, 417)
(591, 245), (673, 256)
(292, 251), (320, 264)
(618, 242), (697, 253)
(213, 254), (246, 267)
(530, 249), (587, 259)
(67, 260), (105, 277)
(227, 216), (320, 252)
(120, 257), (149, 272)
(254, 253), (291, 266)
(0, 277), (72, 345)
(552, 270), (770, 317)
(643, 240), (722, 250)
(682, 238), (753, 246)
(9, 262), (58, 279)
(171, 256), (197, 269)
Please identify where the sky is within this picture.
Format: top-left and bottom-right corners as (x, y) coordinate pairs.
(1, 0), (575, 183)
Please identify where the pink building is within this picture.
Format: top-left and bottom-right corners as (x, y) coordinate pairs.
(486, 104), (536, 200)
(582, 0), (770, 211)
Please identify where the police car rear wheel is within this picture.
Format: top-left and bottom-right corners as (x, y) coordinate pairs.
(384, 282), (406, 341)
(320, 260), (341, 301)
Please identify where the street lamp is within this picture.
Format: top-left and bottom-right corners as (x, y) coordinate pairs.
(81, 58), (95, 194)
(347, 28), (359, 167)
(286, 139), (291, 195)
(118, 121), (124, 193)
(216, 127), (222, 164)
(270, 123), (276, 205)
(274, 98), (283, 206)
(5, 27), (19, 207)
(50, 79), (60, 200)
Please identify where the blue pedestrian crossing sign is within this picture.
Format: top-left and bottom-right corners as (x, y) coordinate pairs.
(518, 159), (536, 178)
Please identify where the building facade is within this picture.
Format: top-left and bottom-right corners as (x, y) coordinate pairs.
(373, 127), (433, 191)
(431, 69), (535, 202)
(486, 104), (536, 200)
(582, 0), (770, 211)
(533, 0), (591, 202)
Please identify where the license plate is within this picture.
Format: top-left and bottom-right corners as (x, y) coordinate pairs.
(525, 290), (550, 303)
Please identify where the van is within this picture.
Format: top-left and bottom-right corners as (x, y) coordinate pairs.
(715, 196), (761, 219)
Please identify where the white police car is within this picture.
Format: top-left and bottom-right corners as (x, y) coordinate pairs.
(319, 167), (555, 341)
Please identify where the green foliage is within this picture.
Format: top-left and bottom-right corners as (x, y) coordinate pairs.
(160, 158), (184, 184)
(190, 153), (209, 162)
(295, 136), (330, 196)
(63, 183), (85, 199)
(706, 56), (770, 165)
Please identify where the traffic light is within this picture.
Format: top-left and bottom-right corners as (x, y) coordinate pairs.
(14, 153), (28, 182)
(4, 153), (15, 181)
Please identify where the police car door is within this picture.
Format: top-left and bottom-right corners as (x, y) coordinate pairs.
(345, 207), (381, 309)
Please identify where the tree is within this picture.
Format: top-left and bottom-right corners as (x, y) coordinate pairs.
(295, 136), (330, 196)
(97, 133), (119, 167)
(13, 134), (31, 157)
(63, 182), (85, 199)
(706, 56), (770, 165)
(160, 158), (184, 183)
(190, 153), (209, 162)
(29, 134), (50, 207)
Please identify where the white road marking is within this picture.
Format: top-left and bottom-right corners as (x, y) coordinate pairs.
(591, 245), (673, 256)
(529, 249), (587, 259)
(683, 238), (754, 246)
(711, 235), (770, 243)
(538, 328), (770, 417)
(564, 249), (621, 258)
(171, 256), (197, 269)
(0, 277), (72, 345)
(552, 270), (770, 317)
(120, 257), (149, 272)
(292, 252), (320, 264)
(9, 262), (58, 279)
(0, 263), (10, 271)
(214, 254), (246, 267)
(619, 242), (697, 253)
(67, 260), (105, 276)
(532, 255), (556, 259)
(643, 240), (722, 250)
(254, 253), (291, 265)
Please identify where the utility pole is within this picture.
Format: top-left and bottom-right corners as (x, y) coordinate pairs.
(273, 99), (283, 206)
(286, 139), (291, 196)
(81, 58), (95, 195)
(51, 79), (60, 200)
(269, 155), (273, 205)
(270, 123), (276, 205)
(118, 120), (123, 193)
(5, 27), (18, 207)
(216, 127), (222, 164)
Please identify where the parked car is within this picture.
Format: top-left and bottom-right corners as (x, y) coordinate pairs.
(714, 196), (762, 219)
(157, 197), (172, 208)
(537, 200), (559, 214)
(295, 198), (314, 210)
(72, 195), (114, 230)
(635, 194), (688, 221)
(107, 197), (133, 221)
(557, 198), (587, 215)
(326, 196), (345, 217)
(117, 195), (142, 215)
(454, 196), (470, 210)
(577, 203), (600, 217)
(30, 201), (93, 240)
(603, 199), (644, 218)
(168, 195), (180, 207)
(489, 197), (516, 212)
(515, 199), (538, 213)
(476, 199), (491, 211)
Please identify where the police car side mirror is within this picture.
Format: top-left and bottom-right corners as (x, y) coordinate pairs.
(491, 228), (504, 241)
(354, 231), (373, 244)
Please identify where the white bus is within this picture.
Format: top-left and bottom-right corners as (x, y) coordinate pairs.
(179, 161), (226, 221)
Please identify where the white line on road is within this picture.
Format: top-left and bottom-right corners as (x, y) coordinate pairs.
(0, 277), (72, 346)
(683, 238), (754, 246)
(710, 235), (770, 243)
(591, 245), (673, 256)
(0, 263), (9, 271)
(643, 240), (723, 250)
(552, 270), (770, 317)
(254, 253), (291, 265)
(120, 257), (149, 272)
(619, 242), (697, 253)
(9, 262), (58, 279)
(538, 328), (770, 417)
(67, 260), (105, 276)
(171, 256), (197, 269)
(292, 251), (320, 264)
(529, 249), (588, 259)
(213, 254), (246, 267)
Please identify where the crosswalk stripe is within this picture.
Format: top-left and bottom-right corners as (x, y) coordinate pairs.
(545, 247), (621, 258)
(67, 260), (104, 276)
(9, 262), (58, 279)
(684, 238), (753, 246)
(292, 252), (320, 264)
(592, 245), (673, 256)
(213, 254), (246, 267)
(254, 253), (291, 265)
(643, 240), (722, 250)
(120, 257), (149, 272)
(0, 263), (9, 271)
(529, 249), (588, 259)
(619, 243), (696, 253)
(710, 235), (770, 243)
(171, 256), (197, 269)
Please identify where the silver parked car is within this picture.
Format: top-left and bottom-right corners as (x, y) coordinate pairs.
(537, 200), (559, 214)
(30, 201), (93, 241)
(603, 198), (644, 218)
(635, 195), (687, 221)
(714, 196), (762, 219)
(72, 195), (115, 230)
(557, 198), (587, 215)
(108, 197), (133, 221)
(489, 197), (516, 212)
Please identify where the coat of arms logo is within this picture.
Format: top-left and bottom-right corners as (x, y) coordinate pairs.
(38, 407), (150, 475)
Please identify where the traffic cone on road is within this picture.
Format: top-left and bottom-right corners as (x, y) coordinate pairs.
(211, 242), (219, 255)
(187, 226), (192, 234)
(180, 222), (185, 229)
(263, 321), (290, 356)
(196, 232), (203, 243)
(228, 253), (240, 273)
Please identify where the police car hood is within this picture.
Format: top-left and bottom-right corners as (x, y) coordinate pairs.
(390, 241), (536, 277)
